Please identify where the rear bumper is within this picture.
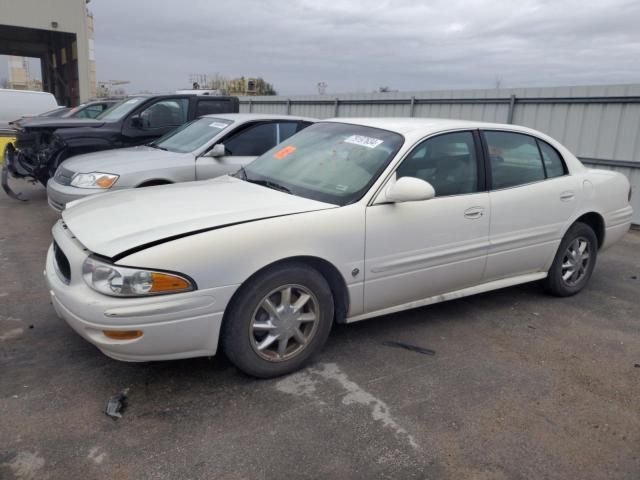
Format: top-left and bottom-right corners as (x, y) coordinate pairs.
(45, 221), (238, 362)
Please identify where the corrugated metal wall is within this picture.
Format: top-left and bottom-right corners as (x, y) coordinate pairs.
(239, 84), (640, 222)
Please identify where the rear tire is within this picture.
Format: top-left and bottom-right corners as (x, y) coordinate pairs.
(543, 222), (598, 297)
(221, 262), (334, 378)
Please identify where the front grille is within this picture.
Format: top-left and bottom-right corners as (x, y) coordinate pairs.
(53, 241), (71, 284)
(55, 167), (75, 186)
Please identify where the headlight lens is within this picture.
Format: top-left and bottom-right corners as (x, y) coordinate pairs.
(71, 172), (119, 189)
(82, 257), (194, 296)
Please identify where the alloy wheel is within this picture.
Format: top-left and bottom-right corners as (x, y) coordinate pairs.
(561, 236), (591, 286)
(249, 284), (320, 362)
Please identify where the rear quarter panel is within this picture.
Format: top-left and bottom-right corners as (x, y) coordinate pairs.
(574, 169), (632, 248)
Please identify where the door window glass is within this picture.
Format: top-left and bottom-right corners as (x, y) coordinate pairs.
(75, 104), (104, 118)
(196, 99), (233, 116)
(225, 123), (277, 156)
(537, 139), (566, 178)
(277, 122), (301, 143)
(484, 131), (545, 189)
(139, 99), (189, 129)
(396, 131), (478, 196)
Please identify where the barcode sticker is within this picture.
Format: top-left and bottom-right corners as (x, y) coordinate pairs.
(344, 135), (384, 149)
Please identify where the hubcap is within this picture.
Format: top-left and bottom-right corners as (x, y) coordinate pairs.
(249, 284), (319, 362)
(561, 237), (591, 286)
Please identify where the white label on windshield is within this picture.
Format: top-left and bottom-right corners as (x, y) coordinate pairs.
(344, 135), (384, 149)
(125, 98), (141, 104)
(209, 122), (228, 129)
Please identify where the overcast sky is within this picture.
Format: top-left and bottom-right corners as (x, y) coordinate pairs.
(3, 0), (640, 95)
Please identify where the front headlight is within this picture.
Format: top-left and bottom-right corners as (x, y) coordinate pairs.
(71, 172), (119, 189)
(82, 256), (194, 297)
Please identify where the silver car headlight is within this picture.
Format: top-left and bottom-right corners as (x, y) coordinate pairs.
(71, 172), (119, 189)
(82, 256), (195, 297)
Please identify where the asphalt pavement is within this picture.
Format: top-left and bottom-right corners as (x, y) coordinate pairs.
(1, 182), (639, 479)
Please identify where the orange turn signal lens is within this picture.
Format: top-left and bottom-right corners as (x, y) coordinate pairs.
(103, 330), (143, 340)
(96, 175), (118, 188)
(149, 272), (191, 293)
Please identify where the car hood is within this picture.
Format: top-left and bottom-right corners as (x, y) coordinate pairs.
(61, 146), (181, 174)
(12, 117), (105, 130)
(62, 175), (336, 259)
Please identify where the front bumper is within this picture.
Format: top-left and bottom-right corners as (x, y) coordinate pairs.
(46, 178), (105, 212)
(45, 220), (238, 361)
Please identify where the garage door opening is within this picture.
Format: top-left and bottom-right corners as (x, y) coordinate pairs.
(0, 24), (80, 106)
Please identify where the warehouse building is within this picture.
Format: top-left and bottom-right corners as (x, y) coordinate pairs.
(0, 0), (96, 106)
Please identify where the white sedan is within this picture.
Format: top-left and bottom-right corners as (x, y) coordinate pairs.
(45, 118), (633, 377)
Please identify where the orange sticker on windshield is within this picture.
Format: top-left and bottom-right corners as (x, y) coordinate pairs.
(274, 145), (296, 159)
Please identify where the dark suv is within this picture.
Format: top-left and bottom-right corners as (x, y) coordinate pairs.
(3, 93), (239, 198)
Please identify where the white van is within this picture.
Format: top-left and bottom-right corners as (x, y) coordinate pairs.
(0, 89), (59, 161)
(0, 89), (59, 131)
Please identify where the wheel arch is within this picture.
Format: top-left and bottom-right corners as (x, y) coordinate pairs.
(572, 211), (605, 248)
(136, 179), (174, 187)
(223, 255), (350, 327)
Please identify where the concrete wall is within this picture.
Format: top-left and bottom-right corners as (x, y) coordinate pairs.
(0, 0), (93, 102)
(239, 84), (640, 222)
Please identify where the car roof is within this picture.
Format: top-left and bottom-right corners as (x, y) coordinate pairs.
(201, 113), (316, 122)
(322, 117), (546, 141)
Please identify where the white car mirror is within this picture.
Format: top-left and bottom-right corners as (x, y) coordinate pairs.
(383, 176), (435, 203)
(205, 144), (225, 158)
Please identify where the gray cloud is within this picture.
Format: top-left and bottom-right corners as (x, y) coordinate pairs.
(9, 0), (640, 95)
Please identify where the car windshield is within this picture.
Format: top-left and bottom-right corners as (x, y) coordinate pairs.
(96, 97), (146, 121)
(40, 107), (69, 118)
(150, 117), (233, 153)
(242, 122), (404, 205)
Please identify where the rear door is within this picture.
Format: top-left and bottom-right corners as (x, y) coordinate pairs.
(196, 121), (308, 180)
(482, 129), (580, 280)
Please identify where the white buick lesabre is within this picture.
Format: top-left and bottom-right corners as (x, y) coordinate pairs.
(46, 118), (633, 377)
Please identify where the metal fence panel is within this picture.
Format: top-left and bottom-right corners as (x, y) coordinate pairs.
(238, 84), (640, 222)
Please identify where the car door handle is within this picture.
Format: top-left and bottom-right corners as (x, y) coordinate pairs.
(560, 191), (575, 201)
(464, 207), (485, 219)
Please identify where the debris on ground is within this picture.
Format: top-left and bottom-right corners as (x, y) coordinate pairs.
(528, 325), (537, 329)
(382, 340), (435, 356)
(104, 389), (129, 419)
(634, 364), (640, 368)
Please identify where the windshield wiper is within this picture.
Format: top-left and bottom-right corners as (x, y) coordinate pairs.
(247, 178), (292, 194)
(236, 166), (248, 180)
(148, 144), (168, 151)
(234, 167), (291, 194)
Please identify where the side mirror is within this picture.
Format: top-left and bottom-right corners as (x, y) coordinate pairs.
(130, 115), (143, 129)
(205, 143), (225, 158)
(382, 176), (435, 203)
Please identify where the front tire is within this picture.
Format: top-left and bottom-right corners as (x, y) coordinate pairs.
(543, 222), (598, 296)
(221, 262), (334, 378)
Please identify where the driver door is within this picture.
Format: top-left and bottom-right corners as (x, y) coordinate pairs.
(363, 130), (490, 313)
(123, 98), (189, 144)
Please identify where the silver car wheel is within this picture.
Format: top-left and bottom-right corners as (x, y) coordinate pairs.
(249, 284), (320, 362)
(561, 236), (591, 286)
